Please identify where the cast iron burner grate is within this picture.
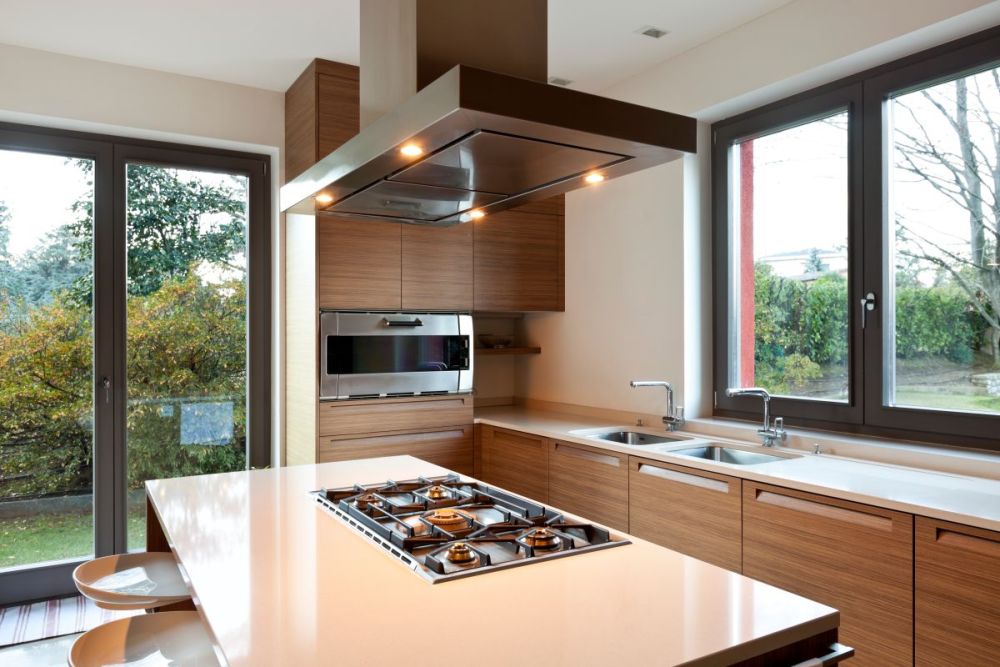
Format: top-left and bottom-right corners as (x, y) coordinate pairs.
(312, 474), (630, 583)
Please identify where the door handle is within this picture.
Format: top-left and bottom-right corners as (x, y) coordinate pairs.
(383, 317), (423, 327)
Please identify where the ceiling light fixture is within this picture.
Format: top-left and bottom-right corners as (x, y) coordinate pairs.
(399, 143), (423, 157)
(636, 25), (669, 39)
(584, 172), (605, 184)
(468, 209), (485, 220)
(315, 193), (334, 205)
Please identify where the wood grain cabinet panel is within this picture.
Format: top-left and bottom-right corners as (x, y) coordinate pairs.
(319, 395), (472, 437)
(319, 425), (473, 475)
(402, 223), (473, 311)
(628, 458), (742, 572)
(284, 59), (359, 182)
(548, 441), (628, 531)
(915, 516), (1000, 665)
(318, 217), (402, 310)
(473, 196), (564, 312)
(742, 482), (913, 666)
(479, 426), (547, 502)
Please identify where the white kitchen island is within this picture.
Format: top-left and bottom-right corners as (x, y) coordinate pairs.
(145, 456), (844, 666)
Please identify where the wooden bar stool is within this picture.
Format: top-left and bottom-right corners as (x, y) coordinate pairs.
(73, 552), (190, 611)
(68, 611), (218, 666)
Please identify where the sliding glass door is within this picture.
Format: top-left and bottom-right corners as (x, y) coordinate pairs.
(123, 161), (251, 550)
(0, 124), (269, 605)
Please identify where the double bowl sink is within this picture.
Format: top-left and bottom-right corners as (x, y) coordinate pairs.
(586, 430), (798, 466)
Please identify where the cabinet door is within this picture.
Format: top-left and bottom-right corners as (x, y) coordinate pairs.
(479, 426), (547, 502)
(548, 441), (628, 531)
(915, 517), (1000, 665)
(743, 482), (913, 666)
(402, 223), (472, 311)
(318, 218), (401, 310)
(319, 425), (473, 475)
(628, 458), (741, 572)
(473, 196), (564, 311)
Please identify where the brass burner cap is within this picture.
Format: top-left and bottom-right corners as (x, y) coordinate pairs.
(445, 542), (478, 564)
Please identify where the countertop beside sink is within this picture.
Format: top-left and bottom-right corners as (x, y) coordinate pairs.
(474, 405), (1000, 532)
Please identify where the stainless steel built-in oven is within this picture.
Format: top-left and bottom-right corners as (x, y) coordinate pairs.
(320, 312), (473, 400)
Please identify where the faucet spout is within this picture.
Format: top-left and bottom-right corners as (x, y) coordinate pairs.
(630, 380), (685, 431)
(726, 387), (787, 447)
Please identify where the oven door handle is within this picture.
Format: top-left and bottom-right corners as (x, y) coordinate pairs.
(383, 317), (424, 327)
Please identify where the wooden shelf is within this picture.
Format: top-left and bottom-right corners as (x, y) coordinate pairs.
(475, 346), (541, 355)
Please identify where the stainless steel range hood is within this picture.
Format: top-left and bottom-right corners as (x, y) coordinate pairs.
(280, 2), (697, 224)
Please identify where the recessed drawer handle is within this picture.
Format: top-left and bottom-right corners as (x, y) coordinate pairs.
(755, 490), (892, 531)
(936, 528), (1000, 557)
(637, 464), (729, 493)
(555, 443), (620, 467)
(791, 643), (854, 667)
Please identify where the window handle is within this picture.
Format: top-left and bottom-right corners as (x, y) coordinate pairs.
(860, 292), (877, 328)
(100, 376), (111, 404)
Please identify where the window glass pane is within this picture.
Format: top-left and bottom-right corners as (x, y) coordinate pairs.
(729, 112), (850, 401)
(887, 65), (1000, 415)
(125, 164), (249, 551)
(0, 149), (95, 568)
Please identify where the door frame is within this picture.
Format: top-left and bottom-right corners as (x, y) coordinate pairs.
(0, 121), (271, 605)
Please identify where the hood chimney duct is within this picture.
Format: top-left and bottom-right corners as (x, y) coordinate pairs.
(360, 0), (548, 127)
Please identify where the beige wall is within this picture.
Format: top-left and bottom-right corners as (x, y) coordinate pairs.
(516, 0), (1000, 419)
(0, 42), (286, 461)
(0, 43), (283, 150)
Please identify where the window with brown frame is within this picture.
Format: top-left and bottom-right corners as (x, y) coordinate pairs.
(713, 25), (1000, 451)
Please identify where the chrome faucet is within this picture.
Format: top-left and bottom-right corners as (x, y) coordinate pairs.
(725, 387), (787, 447)
(630, 380), (685, 431)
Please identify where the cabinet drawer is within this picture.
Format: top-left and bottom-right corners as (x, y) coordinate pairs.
(915, 516), (1000, 665)
(548, 441), (627, 531)
(319, 394), (472, 437)
(628, 458), (741, 572)
(479, 426), (547, 502)
(319, 425), (473, 475)
(743, 482), (913, 666)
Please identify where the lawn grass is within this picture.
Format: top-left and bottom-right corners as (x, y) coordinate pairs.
(0, 506), (146, 568)
(893, 389), (1000, 414)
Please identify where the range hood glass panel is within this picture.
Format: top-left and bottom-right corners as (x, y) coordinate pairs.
(389, 131), (628, 195)
(326, 180), (505, 221)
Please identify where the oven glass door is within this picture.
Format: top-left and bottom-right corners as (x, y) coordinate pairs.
(328, 335), (469, 375)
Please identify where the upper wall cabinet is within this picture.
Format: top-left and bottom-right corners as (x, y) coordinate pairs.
(402, 224), (473, 311)
(474, 196), (565, 312)
(318, 218), (402, 311)
(284, 59), (360, 182)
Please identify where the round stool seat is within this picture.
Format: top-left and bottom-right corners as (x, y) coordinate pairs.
(73, 552), (189, 609)
(69, 611), (218, 667)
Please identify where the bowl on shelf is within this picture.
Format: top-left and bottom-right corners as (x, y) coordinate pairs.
(478, 334), (514, 349)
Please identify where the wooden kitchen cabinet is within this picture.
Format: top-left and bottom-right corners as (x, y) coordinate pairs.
(478, 426), (548, 502)
(628, 457), (742, 572)
(401, 223), (473, 310)
(915, 516), (1000, 665)
(318, 217), (402, 310)
(285, 59), (359, 181)
(318, 394), (472, 437)
(474, 196), (564, 312)
(319, 425), (473, 475)
(742, 482), (913, 666)
(548, 440), (628, 531)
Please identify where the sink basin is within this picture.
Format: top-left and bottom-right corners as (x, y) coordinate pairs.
(671, 445), (787, 465)
(591, 431), (682, 446)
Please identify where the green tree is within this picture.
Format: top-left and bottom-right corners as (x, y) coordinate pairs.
(804, 248), (827, 274)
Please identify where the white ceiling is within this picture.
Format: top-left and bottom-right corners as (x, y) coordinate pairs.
(0, 0), (794, 93)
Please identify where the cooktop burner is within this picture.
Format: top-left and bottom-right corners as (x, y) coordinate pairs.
(312, 474), (630, 583)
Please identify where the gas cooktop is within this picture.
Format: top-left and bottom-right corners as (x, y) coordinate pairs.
(313, 474), (630, 583)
